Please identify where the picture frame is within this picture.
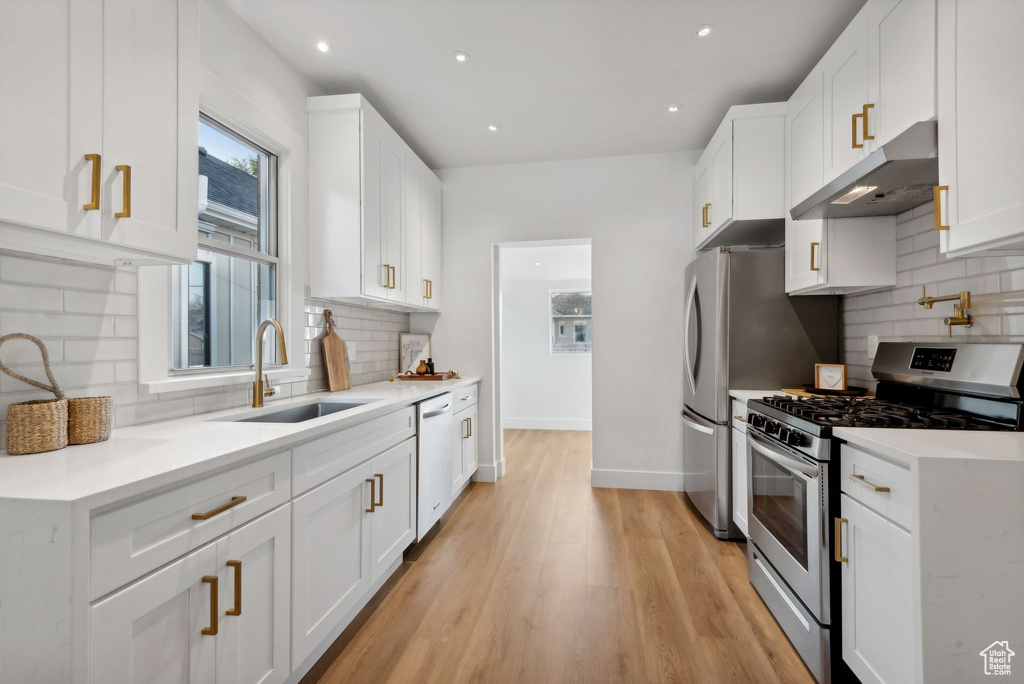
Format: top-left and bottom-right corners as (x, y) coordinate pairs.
(399, 333), (431, 373)
(814, 363), (848, 391)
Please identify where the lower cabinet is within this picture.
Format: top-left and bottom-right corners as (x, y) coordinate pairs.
(730, 426), (748, 537)
(452, 404), (478, 495)
(839, 493), (915, 684)
(369, 437), (417, 581)
(91, 505), (291, 684)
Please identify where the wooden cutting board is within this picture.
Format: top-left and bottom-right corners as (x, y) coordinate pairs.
(322, 309), (351, 391)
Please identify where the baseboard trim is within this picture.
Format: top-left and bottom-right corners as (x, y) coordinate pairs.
(473, 463), (498, 483)
(590, 468), (685, 492)
(502, 417), (592, 431)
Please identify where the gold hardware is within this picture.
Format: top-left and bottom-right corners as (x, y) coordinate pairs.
(706, 203), (712, 226)
(834, 518), (848, 563)
(428, 279), (432, 299)
(375, 473), (384, 507)
(852, 112), (863, 149)
(849, 473), (890, 493)
(114, 165), (131, 218)
(226, 560), (242, 616)
(252, 319), (288, 408)
(390, 265), (397, 289)
(701, 203), (709, 228)
(862, 104), (874, 141)
(366, 478), (376, 513)
(424, 279), (430, 299)
(918, 287), (973, 336)
(83, 154), (101, 210)
(383, 264), (391, 288)
(735, 415), (745, 421)
(468, 417), (472, 437)
(463, 418), (469, 439)
(933, 185), (949, 230)
(810, 242), (820, 272)
(192, 495), (247, 521)
(202, 575), (219, 635)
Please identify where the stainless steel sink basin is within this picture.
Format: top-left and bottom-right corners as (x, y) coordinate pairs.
(228, 400), (377, 424)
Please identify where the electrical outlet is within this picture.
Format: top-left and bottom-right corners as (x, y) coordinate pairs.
(867, 335), (880, 360)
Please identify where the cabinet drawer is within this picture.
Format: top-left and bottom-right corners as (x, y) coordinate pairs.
(840, 444), (912, 530)
(292, 406), (416, 495)
(91, 451), (291, 600)
(731, 399), (748, 432)
(453, 384), (478, 410)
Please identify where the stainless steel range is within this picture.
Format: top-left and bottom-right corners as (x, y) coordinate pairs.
(744, 342), (1024, 684)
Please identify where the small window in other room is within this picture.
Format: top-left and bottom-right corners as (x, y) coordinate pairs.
(172, 115), (279, 370)
(551, 291), (592, 354)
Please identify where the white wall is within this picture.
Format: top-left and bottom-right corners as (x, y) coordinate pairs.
(415, 151), (698, 489)
(500, 243), (592, 431)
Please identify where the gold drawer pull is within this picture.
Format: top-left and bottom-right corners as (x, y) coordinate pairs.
(202, 575), (218, 635)
(850, 473), (890, 493)
(468, 416), (473, 437)
(852, 112), (864, 149)
(83, 154), (101, 210)
(115, 164), (131, 218)
(390, 265), (397, 289)
(226, 560), (242, 616)
(375, 473), (384, 507)
(463, 418), (470, 439)
(383, 264), (392, 288)
(834, 517), (848, 563)
(861, 103), (874, 141)
(735, 415), (745, 421)
(366, 478), (376, 512)
(933, 185), (949, 231)
(192, 495), (247, 521)
(810, 241), (820, 272)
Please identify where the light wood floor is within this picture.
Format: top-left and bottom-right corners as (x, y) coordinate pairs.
(307, 429), (814, 684)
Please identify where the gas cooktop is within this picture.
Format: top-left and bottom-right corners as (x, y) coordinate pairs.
(757, 395), (1003, 430)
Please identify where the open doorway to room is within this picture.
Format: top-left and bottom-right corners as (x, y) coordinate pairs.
(495, 239), (593, 474)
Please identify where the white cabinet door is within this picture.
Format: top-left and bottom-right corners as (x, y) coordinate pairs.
(369, 437), (417, 580)
(91, 544), (217, 684)
(938, 0), (1024, 256)
(215, 505), (291, 684)
(694, 162), (712, 249)
(840, 494), (916, 684)
(404, 159), (424, 307)
(822, 9), (870, 183)
(866, 0), (936, 149)
(785, 69), (827, 293)
(730, 427), (747, 537)
(362, 111), (390, 299)
(0, 0), (101, 239)
(101, 0), (198, 263)
(291, 462), (373, 666)
(452, 410), (469, 494)
(421, 178), (442, 311)
(708, 125), (733, 233)
(464, 405), (478, 477)
(383, 142), (405, 302)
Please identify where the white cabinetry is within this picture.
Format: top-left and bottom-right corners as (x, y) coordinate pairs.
(822, 9), (871, 183)
(308, 94), (443, 312)
(694, 104), (786, 251)
(452, 402), (478, 497)
(0, 0), (198, 266)
(937, 0), (1024, 257)
(729, 398), (748, 537)
(369, 437), (418, 580)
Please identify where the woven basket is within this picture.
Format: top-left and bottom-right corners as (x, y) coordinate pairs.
(1, 334), (68, 455)
(68, 396), (113, 445)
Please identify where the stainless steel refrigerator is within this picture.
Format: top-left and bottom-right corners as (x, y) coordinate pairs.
(682, 247), (838, 539)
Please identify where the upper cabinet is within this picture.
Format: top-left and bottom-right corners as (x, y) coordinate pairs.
(308, 94), (443, 312)
(936, 0), (1024, 257)
(0, 0), (199, 266)
(694, 103), (786, 251)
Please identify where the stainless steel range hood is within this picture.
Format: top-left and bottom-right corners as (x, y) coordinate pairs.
(790, 120), (938, 220)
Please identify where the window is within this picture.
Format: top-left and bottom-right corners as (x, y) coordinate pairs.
(172, 116), (279, 370)
(551, 290), (592, 353)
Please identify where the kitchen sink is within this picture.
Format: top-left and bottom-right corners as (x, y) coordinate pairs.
(225, 400), (378, 424)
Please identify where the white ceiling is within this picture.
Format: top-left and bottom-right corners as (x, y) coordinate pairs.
(224, 0), (865, 169)
(501, 242), (592, 282)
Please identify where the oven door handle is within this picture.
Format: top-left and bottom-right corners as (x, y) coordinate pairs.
(748, 432), (819, 479)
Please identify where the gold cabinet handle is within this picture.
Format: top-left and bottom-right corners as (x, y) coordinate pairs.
(374, 473), (384, 507)
(202, 575), (219, 635)
(862, 103), (874, 141)
(834, 517), (848, 563)
(468, 417), (472, 437)
(810, 241), (820, 272)
(389, 265), (397, 289)
(383, 264), (391, 288)
(365, 478), (376, 512)
(933, 185), (949, 231)
(192, 495), (247, 521)
(852, 112), (864, 149)
(706, 203), (712, 226)
(849, 473), (890, 493)
(114, 164), (131, 218)
(428, 279), (433, 299)
(463, 418), (469, 439)
(83, 154), (101, 210)
(226, 560), (242, 616)
(700, 204), (707, 228)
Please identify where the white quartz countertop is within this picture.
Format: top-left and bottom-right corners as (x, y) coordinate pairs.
(834, 427), (1024, 466)
(0, 376), (481, 506)
(728, 389), (794, 403)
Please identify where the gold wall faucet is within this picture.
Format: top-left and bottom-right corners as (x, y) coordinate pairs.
(253, 319), (289, 408)
(917, 287), (973, 337)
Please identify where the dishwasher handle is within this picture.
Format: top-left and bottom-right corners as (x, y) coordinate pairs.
(422, 403), (452, 418)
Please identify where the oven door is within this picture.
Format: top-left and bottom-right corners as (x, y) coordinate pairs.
(746, 430), (827, 622)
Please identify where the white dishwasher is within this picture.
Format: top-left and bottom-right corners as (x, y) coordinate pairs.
(417, 392), (454, 539)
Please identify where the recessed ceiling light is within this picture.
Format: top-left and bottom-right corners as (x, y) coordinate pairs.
(453, 51), (470, 63)
(696, 24), (714, 38)
(668, 104), (682, 113)
(316, 41), (332, 52)
(534, 262), (541, 266)
(488, 124), (501, 132)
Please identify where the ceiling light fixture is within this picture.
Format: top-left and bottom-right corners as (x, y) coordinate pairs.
(453, 51), (470, 63)
(488, 124), (501, 132)
(316, 41), (332, 52)
(534, 262), (541, 266)
(696, 24), (714, 38)
(668, 104), (682, 113)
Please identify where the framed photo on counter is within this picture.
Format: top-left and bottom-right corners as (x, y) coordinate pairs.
(814, 363), (847, 391)
(399, 334), (431, 373)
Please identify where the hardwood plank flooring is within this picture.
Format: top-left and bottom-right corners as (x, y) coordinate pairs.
(307, 429), (814, 684)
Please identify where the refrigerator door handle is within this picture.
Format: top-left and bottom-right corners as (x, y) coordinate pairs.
(682, 414), (715, 435)
(683, 275), (700, 393)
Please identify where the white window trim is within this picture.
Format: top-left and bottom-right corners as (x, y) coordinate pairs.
(137, 70), (309, 394)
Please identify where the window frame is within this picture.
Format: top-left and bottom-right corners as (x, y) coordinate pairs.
(549, 288), (592, 355)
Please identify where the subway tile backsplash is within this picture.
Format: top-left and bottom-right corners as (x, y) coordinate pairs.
(843, 202), (1024, 389)
(0, 252), (408, 444)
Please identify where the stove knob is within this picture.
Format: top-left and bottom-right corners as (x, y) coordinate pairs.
(751, 415), (765, 429)
(777, 427), (791, 443)
(765, 421), (779, 435)
(785, 431), (803, 448)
